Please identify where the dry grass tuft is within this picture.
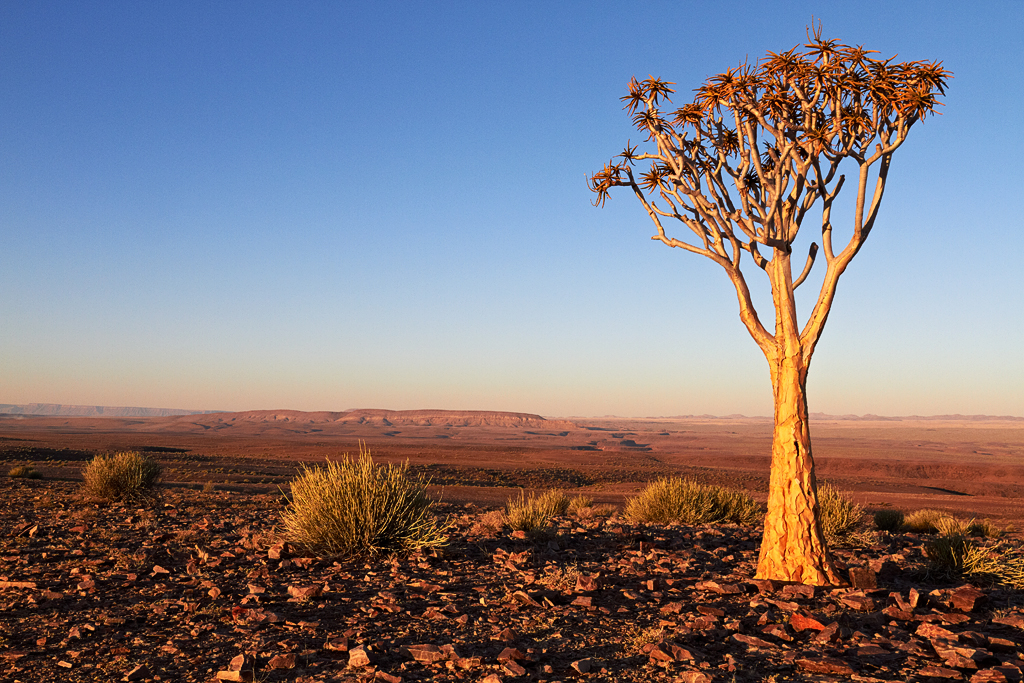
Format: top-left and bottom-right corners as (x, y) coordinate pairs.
(623, 477), (762, 526)
(280, 447), (449, 557)
(817, 482), (864, 544)
(82, 451), (161, 503)
(567, 494), (595, 517)
(8, 464), (42, 479)
(904, 508), (947, 533)
(504, 489), (565, 533)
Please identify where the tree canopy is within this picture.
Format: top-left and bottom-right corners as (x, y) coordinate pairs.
(590, 28), (950, 363)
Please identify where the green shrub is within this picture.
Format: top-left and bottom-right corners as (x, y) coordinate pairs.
(82, 451), (160, 502)
(904, 508), (946, 533)
(623, 477), (762, 526)
(8, 465), (42, 479)
(817, 482), (864, 544)
(280, 449), (448, 557)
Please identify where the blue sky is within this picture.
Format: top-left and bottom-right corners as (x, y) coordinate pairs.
(1, 1), (1021, 417)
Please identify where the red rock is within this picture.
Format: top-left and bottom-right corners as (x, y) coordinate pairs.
(812, 622), (841, 644)
(840, 594), (876, 611)
(571, 658), (592, 673)
(761, 624), (793, 641)
(512, 590), (542, 608)
(678, 673), (712, 683)
(494, 628), (516, 643)
(215, 672), (252, 682)
(648, 645), (674, 662)
(456, 657), (482, 669)
(572, 596), (593, 607)
(748, 579), (780, 594)
(287, 585), (322, 601)
(659, 601), (682, 614)
(575, 575), (599, 592)
(481, 675), (503, 683)
(781, 584), (816, 600)
(696, 580), (741, 595)
(494, 648), (519, 662)
(849, 566), (877, 589)
(348, 646), (372, 668)
(407, 644), (445, 664)
(919, 665), (963, 678)
(972, 671), (1010, 683)
(668, 644), (701, 662)
(882, 605), (915, 620)
(795, 656), (856, 675)
(503, 661), (527, 676)
(918, 623), (958, 641)
(993, 615), (1024, 629)
(789, 613), (827, 632)
(229, 654), (253, 671)
(0, 581), (37, 590)
(988, 637), (1016, 651)
(267, 653), (297, 669)
(731, 634), (774, 649)
(946, 653), (981, 670)
(123, 664), (150, 681)
(766, 598), (800, 612)
(696, 606), (725, 617)
(952, 585), (987, 612)
(375, 672), (403, 683)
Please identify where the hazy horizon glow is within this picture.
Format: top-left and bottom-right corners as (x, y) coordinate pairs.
(2, 1), (1022, 418)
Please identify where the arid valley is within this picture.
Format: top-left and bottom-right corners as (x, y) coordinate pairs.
(2, 409), (1024, 683)
(3, 409), (1022, 522)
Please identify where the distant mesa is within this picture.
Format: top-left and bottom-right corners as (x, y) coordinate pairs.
(199, 409), (577, 429)
(0, 403), (222, 418)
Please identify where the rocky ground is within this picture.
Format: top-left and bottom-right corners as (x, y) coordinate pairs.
(3, 478), (1024, 683)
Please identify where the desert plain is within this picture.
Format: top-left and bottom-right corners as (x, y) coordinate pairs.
(2, 409), (1024, 683)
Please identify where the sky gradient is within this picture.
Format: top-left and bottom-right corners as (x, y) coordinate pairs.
(2, 1), (1022, 417)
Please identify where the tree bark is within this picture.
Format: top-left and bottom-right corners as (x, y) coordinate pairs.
(754, 349), (844, 585)
(753, 252), (845, 586)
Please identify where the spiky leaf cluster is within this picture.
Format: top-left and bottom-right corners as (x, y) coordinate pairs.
(589, 29), (950, 266)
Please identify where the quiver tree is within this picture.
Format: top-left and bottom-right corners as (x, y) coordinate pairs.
(589, 30), (950, 585)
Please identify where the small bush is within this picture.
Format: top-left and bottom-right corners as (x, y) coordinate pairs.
(935, 515), (970, 538)
(623, 477), (762, 526)
(568, 494), (594, 516)
(504, 490), (556, 533)
(817, 482), (864, 544)
(536, 489), (571, 517)
(281, 448), (448, 557)
(873, 509), (905, 532)
(904, 508), (947, 533)
(82, 451), (161, 502)
(8, 465), (42, 479)
(202, 480), (216, 494)
(470, 510), (505, 537)
(968, 518), (1003, 538)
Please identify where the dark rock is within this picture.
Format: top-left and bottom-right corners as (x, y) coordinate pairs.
(795, 656), (856, 675)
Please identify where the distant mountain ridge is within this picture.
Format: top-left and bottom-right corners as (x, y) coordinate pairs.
(0, 403), (223, 418)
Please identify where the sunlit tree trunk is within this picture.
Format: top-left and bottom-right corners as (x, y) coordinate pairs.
(754, 253), (844, 585)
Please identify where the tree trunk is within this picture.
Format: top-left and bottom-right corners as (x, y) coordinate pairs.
(755, 351), (845, 585)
